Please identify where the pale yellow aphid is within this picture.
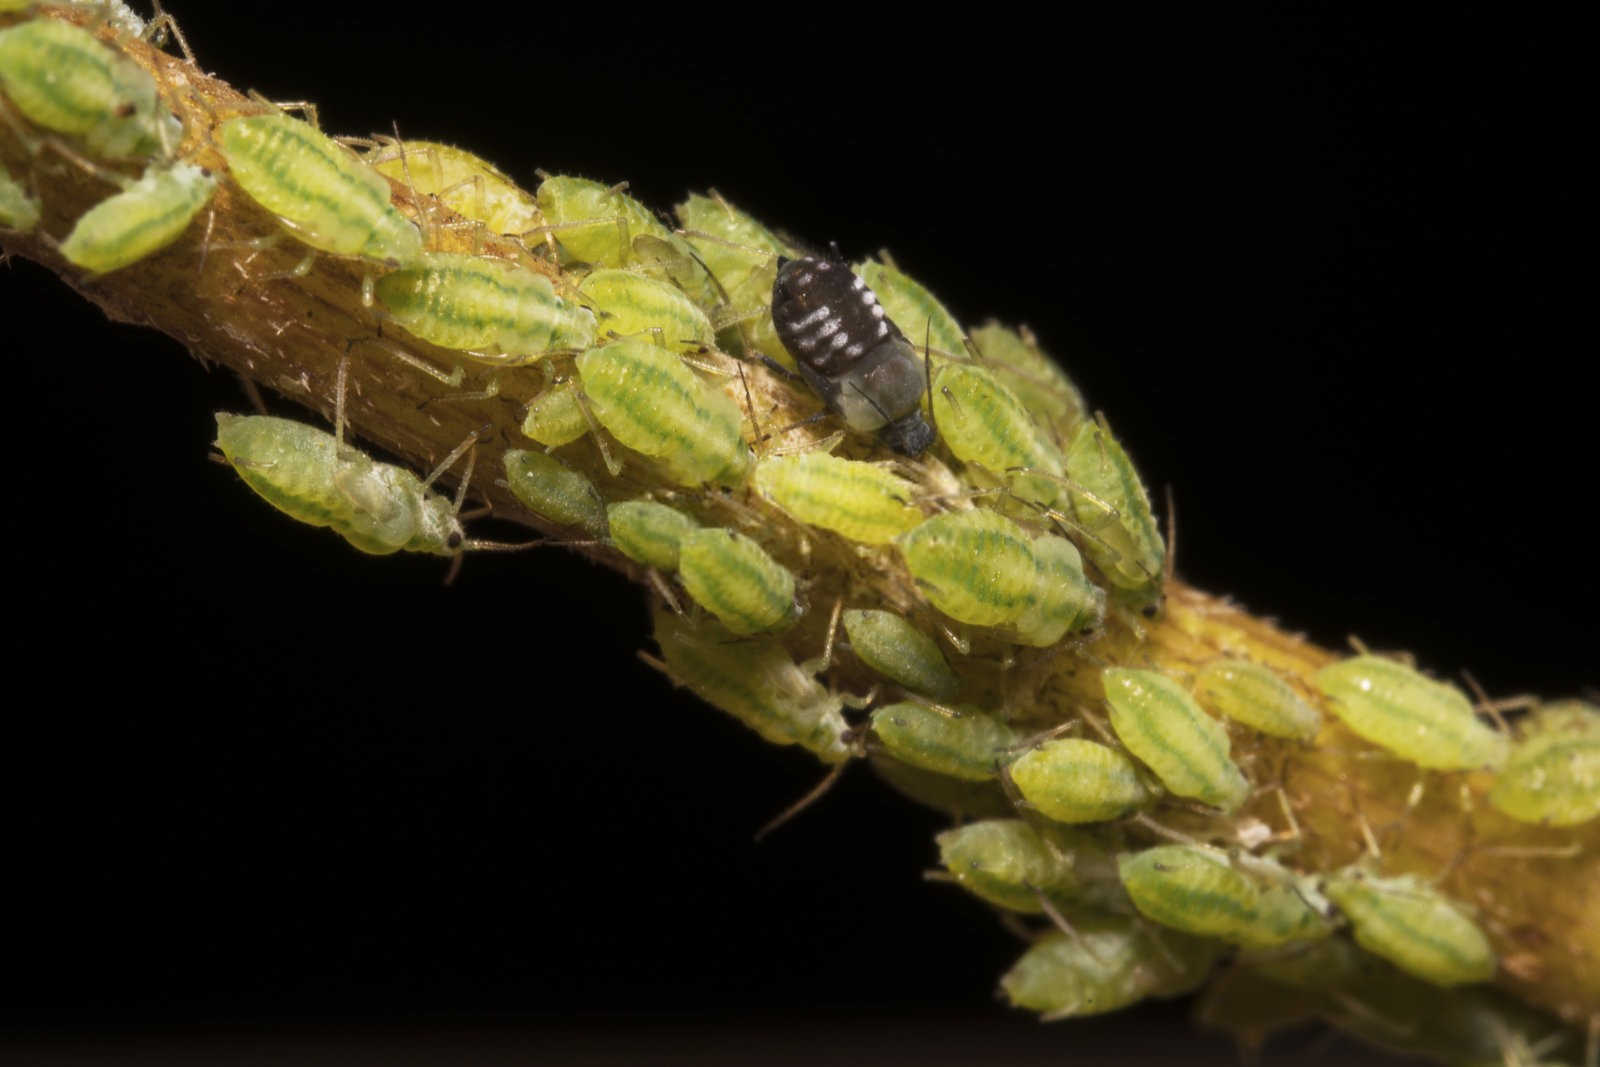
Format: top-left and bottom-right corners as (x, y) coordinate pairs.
(1007, 738), (1154, 824)
(1103, 667), (1249, 812)
(502, 449), (607, 539)
(676, 526), (796, 635)
(520, 380), (589, 448)
(1323, 869), (1496, 987)
(896, 507), (1038, 627)
(1488, 700), (1600, 826)
(753, 452), (923, 546)
(1193, 658), (1321, 742)
(59, 160), (214, 274)
(651, 607), (849, 764)
(869, 702), (1017, 783)
(607, 499), (699, 572)
(217, 112), (422, 265)
(574, 338), (753, 488)
(841, 609), (959, 701)
(373, 251), (596, 365)
(577, 268), (714, 351)
(365, 139), (539, 236)
(1314, 654), (1508, 771)
(1012, 535), (1104, 647)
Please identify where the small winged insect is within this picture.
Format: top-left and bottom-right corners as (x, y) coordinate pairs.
(770, 255), (935, 456)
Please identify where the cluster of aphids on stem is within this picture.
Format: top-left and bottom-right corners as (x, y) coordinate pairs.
(5, 7), (1598, 1059)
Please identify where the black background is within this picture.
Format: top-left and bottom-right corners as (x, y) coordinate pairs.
(0, 4), (1588, 1063)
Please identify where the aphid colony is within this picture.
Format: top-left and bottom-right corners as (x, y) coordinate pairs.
(12, 10), (1597, 1054)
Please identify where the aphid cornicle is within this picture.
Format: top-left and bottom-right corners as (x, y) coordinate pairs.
(770, 255), (935, 456)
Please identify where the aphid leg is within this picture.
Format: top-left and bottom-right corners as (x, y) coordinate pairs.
(247, 93), (321, 130)
(347, 335), (465, 389)
(571, 386), (621, 477)
(752, 758), (851, 842)
(1031, 888), (1107, 966)
(646, 567), (684, 615)
(1460, 669), (1535, 735)
(238, 373), (269, 416)
(734, 361), (765, 457)
(142, 1), (198, 65)
(802, 596), (845, 675)
(1126, 811), (1201, 846)
(420, 425), (486, 496)
(37, 136), (130, 188)
(387, 123), (433, 250)
(331, 354), (350, 455)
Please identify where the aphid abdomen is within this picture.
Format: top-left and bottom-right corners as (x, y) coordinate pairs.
(1488, 701), (1600, 826)
(214, 413), (346, 533)
(1193, 658), (1322, 742)
(1314, 655), (1508, 771)
(1323, 871), (1496, 987)
(367, 140), (540, 235)
(218, 114), (421, 264)
(578, 268), (714, 351)
(1007, 738), (1154, 824)
(931, 361), (1064, 503)
(869, 702), (1018, 782)
(753, 452), (923, 545)
(1062, 416), (1165, 602)
(59, 161), (215, 275)
(841, 609), (960, 701)
(1012, 535), (1104, 647)
(1000, 916), (1221, 1020)
(521, 381), (589, 447)
(504, 449), (609, 538)
(1102, 667), (1249, 812)
(897, 508), (1038, 627)
(575, 339), (752, 487)
(677, 527), (797, 635)
(936, 819), (1099, 914)
(332, 460), (427, 554)
(771, 256), (934, 456)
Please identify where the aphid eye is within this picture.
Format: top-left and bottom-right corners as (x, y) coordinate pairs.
(447, 532), (463, 549)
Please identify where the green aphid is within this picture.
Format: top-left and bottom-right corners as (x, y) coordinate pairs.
(1007, 738), (1153, 824)
(366, 139), (539, 236)
(1193, 657), (1322, 743)
(520, 380), (589, 448)
(0, 17), (178, 159)
(1118, 846), (1331, 949)
(853, 257), (966, 361)
(1000, 912), (1222, 1021)
(652, 607), (849, 764)
(0, 160), (40, 230)
(1103, 667), (1250, 812)
(1323, 869), (1497, 987)
(968, 320), (1087, 432)
(374, 251), (595, 365)
(607, 499), (699, 572)
(503, 449), (607, 539)
(217, 113), (421, 264)
(896, 508), (1038, 627)
(840, 608), (959, 701)
(930, 361), (1064, 506)
(1061, 414), (1165, 605)
(574, 338), (752, 488)
(58, 160), (213, 274)
(869, 702), (1017, 783)
(1314, 654), (1508, 771)
(1012, 535), (1104, 647)
(936, 819), (1121, 915)
(675, 190), (795, 366)
(677, 526), (796, 635)
(535, 174), (719, 307)
(753, 452), (923, 546)
(213, 413), (463, 557)
(577, 268), (714, 351)
(1488, 700), (1600, 827)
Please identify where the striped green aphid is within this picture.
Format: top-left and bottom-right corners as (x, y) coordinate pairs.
(214, 413), (467, 557)
(1000, 913), (1222, 1021)
(1103, 667), (1250, 812)
(365, 139), (539, 236)
(675, 190), (796, 367)
(753, 452), (923, 546)
(1117, 845), (1331, 949)
(853, 256), (966, 362)
(373, 252), (595, 365)
(1322, 869), (1497, 987)
(936, 819), (1122, 915)
(930, 361), (1064, 507)
(0, 160), (39, 229)
(968, 320), (1087, 432)
(1012, 535), (1104, 647)
(676, 526), (796, 635)
(1313, 654), (1508, 771)
(520, 380), (588, 448)
(534, 174), (719, 307)
(1007, 738), (1154, 824)
(1060, 413), (1165, 607)
(58, 160), (213, 274)
(1193, 657), (1322, 742)
(650, 607), (849, 763)
(607, 499), (698, 572)
(840, 608), (959, 701)
(574, 338), (753, 488)
(869, 702), (1017, 782)
(217, 112), (422, 265)
(896, 507), (1038, 627)
(1488, 700), (1600, 827)
(503, 449), (607, 539)
(577, 268), (714, 351)
(0, 16), (178, 159)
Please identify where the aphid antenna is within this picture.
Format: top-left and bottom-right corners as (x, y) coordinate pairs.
(35, 135), (134, 189)
(765, 428), (845, 459)
(752, 757), (852, 843)
(382, 122), (437, 250)
(994, 911), (1037, 945)
(1326, 991), (1417, 1042)
(731, 360), (767, 456)
(920, 869), (958, 886)
(644, 567), (685, 616)
(935, 620), (971, 657)
(243, 91), (319, 129)
(1459, 669), (1535, 734)
(1125, 811), (1201, 847)
(1000, 719), (1082, 756)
